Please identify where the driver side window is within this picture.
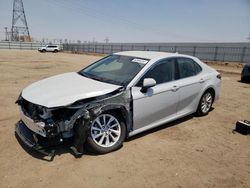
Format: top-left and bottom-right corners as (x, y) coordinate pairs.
(136, 58), (176, 86)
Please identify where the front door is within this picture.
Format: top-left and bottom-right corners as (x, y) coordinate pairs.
(131, 58), (180, 131)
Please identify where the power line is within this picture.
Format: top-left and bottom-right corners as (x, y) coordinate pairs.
(43, 0), (203, 41)
(64, 0), (182, 38)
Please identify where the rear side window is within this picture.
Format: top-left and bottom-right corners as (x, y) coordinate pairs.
(177, 58), (202, 79)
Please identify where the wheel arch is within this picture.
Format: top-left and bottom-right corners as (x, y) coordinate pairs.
(195, 86), (216, 116)
(195, 86), (216, 112)
(94, 104), (132, 137)
(203, 87), (215, 103)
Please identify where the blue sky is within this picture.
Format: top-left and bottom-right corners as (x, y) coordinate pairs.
(0, 0), (249, 42)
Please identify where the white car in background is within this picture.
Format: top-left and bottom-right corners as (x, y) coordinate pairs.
(15, 51), (221, 156)
(38, 45), (60, 53)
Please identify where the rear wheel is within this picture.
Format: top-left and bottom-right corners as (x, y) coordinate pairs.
(196, 91), (214, 116)
(86, 112), (126, 154)
(53, 49), (58, 53)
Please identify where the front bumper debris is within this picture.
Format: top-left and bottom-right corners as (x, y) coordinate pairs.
(19, 109), (46, 137)
(15, 120), (60, 160)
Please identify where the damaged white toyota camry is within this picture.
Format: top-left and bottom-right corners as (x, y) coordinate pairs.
(15, 51), (221, 156)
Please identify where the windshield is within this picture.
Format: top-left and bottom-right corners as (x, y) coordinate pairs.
(79, 55), (149, 86)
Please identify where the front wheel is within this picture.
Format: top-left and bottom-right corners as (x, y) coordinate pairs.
(196, 91), (214, 116)
(86, 112), (126, 154)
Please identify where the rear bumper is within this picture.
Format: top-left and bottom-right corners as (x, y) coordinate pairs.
(214, 79), (221, 102)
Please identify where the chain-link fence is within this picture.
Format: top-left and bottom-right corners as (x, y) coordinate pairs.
(0, 41), (61, 50)
(63, 42), (250, 63)
(1, 41), (250, 63)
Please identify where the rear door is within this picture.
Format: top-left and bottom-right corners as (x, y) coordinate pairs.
(132, 58), (180, 131)
(175, 57), (204, 115)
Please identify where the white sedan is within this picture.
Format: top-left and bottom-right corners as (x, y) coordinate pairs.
(15, 51), (221, 156)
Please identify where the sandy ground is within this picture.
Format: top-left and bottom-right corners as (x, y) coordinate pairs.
(0, 49), (249, 188)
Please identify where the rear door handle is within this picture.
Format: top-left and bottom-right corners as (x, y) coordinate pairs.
(171, 85), (179, 92)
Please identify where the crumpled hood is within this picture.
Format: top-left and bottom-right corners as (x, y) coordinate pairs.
(21, 72), (121, 108)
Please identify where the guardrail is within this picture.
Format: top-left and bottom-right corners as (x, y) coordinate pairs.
(63, 42), (250, 63)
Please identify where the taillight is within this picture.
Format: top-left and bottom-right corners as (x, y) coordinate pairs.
(217, 74), (221, 80)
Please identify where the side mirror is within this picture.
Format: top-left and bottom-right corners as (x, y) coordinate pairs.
(141, 78), (156, 93)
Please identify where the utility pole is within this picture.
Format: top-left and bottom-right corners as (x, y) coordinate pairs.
(4, 27), (9, 41)
(104, 37), (109, 43)
(11, 0), (31, 42)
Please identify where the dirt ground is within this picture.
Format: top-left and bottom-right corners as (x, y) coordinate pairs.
(0, 49), (249, 188)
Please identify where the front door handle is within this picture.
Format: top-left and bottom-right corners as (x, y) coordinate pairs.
(199, 78), (205, 83)
(171, 85), (179, 92)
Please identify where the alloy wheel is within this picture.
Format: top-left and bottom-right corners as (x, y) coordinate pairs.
(201, 92), (212, 114)
(90, 114), (121, 148)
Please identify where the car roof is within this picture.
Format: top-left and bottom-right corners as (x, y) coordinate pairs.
(114, 51), (192, 60)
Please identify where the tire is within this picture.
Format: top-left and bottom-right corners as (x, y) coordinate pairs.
(241, 76), (250, 83)
(53, 49), (58, 53)
(196, 90), (214, 116)
(86, 112), (126, 154)
(42, 49), (46, 53)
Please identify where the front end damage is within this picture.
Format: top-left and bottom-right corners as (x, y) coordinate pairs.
(15, 87), (132, 158)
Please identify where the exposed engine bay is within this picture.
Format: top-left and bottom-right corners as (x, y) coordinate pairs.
(15, 87), (132, 159)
